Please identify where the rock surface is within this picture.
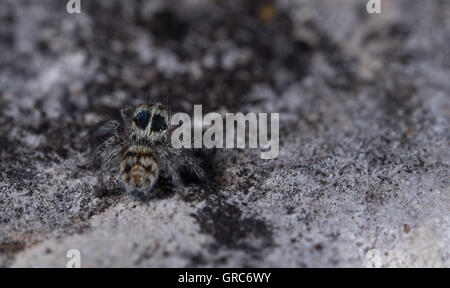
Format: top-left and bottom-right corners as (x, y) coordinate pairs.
(0, 0), (449, 267)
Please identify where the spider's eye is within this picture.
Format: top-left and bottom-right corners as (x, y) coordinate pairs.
(151, 114), (168, 132)
(135, 111), (150, 129)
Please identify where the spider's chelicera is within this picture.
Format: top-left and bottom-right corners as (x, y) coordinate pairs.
(97, 103), (204, 200)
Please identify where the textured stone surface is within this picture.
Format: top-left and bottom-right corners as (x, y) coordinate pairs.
(0, 0), (449, 267)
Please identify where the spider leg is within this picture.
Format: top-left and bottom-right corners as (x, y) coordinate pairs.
(96, 134), (121, 154)
(168, 147), (205, 180)
(121, 106), (133, 122)
(97, 120), (123, 137)
(103, 143), (125, 169)
(154, 146), (189, 197)
(96, 120), (128, 169)
(163, 158), (187, 196)
(132, 180), (158, 201)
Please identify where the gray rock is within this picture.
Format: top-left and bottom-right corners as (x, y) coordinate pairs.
(0, 0), (448, 267)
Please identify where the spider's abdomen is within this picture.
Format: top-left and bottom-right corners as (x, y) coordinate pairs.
(120, 145), (159, 194)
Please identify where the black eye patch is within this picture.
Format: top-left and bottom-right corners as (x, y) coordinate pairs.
(151, 114), (167, 132)
(134, 111), (150, 129)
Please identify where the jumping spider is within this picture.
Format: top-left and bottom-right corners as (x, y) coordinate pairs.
(97, 103), (204, 200)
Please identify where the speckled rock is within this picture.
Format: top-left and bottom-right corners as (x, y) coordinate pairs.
(0, 0), (449, 267)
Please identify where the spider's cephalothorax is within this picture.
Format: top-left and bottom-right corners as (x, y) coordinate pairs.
(130, 103), (172, 145)
(97, 103), (203, 199)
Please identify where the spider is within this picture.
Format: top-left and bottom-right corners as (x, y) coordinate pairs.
(97, 103), (204, 200)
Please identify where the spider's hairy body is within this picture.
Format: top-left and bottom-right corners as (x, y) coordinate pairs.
(97, 103), (204, 200)
(121, 145), (159, 194)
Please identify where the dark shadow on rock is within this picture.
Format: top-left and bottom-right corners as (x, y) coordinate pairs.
(194, 201), (274, 260)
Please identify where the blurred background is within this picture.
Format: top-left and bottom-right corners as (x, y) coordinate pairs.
(0, 0), (449, 267)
